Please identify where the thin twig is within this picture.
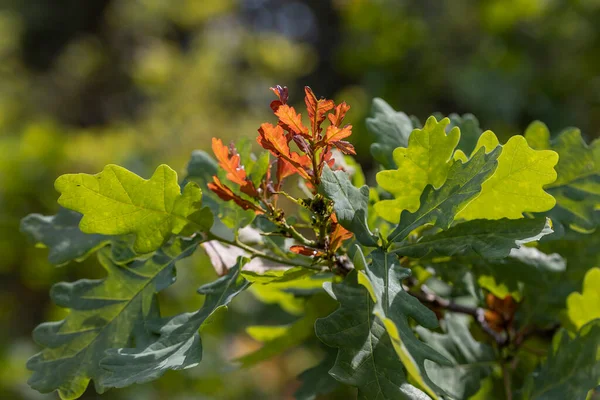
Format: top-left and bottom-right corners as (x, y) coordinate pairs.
(502, 362), (513, 400)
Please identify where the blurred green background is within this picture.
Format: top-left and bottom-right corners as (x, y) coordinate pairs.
(1, 0), (600, 398)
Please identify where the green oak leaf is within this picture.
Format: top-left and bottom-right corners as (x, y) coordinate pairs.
(525, 122), (600, 234)
(294, 349), (340, 400)
(415, 313), (495, 400)
(457, 132), (558, 220)
(391, 217), (553, 260)
(235, 293), (336, 367)
(387, 146), (501, 243)
(20, 208), (110, 266)
(315, 271), (435, 400)
(522, 320), (600, 399)
(241, 267), (314, 284)
(375, 116), (461, 223)
(99, 258), (250, 388)
(26, 237), (202, 399)
(55, 164), (213, 254)
(360, 249), (451, 399)
(566, 267), (600, 331)
(185, 150), (218, 188)
(319, 165), (378, 246)
(366, 98), (414, 169)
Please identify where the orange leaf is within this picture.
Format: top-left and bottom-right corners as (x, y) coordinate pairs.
(304, 86), (334, 138)
(208, 176), (263, 214)
(290, 245), (324, 257)
(269, 85), (288, 112)
(333, 140), (356, 155)
(330, 222), (353, 251)
(257, 123), (310, 180)
(211, 138), (247, 186)
(324, 125), (353, 143)
(328, 102), (350, 127)
(275, 105), (310, 138)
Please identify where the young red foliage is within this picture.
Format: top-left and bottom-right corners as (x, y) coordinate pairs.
(304, 86), (335, 139)
(269, 85), (288, 112)
(275, 105), (310, 138)
(290, 245), (325, 257)
(328, 102), (350, 127)
(207, 176), (263, 214)
(329, 213), (353, 251)
(257, 123), (310, 180)
(211, 138), (259, 197)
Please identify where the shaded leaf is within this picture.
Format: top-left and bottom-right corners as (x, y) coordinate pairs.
(523, 320), (600, 399)
(20, 208), (110, 266)
(319, 165), (378, 246)
(360, 250), (451, 399)
(294, 349), (340, 400)
(55, 164), (212, 254)
(315, 271), (433, 400)
(99, 258), (250, 388)
(391, 218), (553, 260)
(448, 113), (482, 156)
(26, 237), (202, 399)
(387, 146), (501, 243)
(375, 116), (460, 223)
(457, 133), (558, 220)
(415, 313), (495, 400)
(366, 98), (414, 169)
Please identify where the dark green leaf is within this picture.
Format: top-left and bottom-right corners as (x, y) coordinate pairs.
(391, 218), (552, 260)
(99, 259), (250, 388)
(415, 313), (495, 400)
(448, 113), (482, 156)
(387, 146), (501, 243)
(523, 320), (600, 399)
(26, 237), (202, 399)
(366, 98), (414, 169)
(319, 165), (378, 246)
(315, 271), (433, 400)
(361, 250), (451, 398)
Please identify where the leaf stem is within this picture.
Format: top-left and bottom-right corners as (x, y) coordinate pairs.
(206, 232), (322, 271)
(502, 362), (513, 400)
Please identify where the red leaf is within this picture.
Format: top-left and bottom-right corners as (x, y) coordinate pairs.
(269, 85), (288, 112)
(304, 86), (334, 138)
(290, 245), (324, 257)
(330, 222), (353, 252)
(328, 102), (350, 127)
(208, 176), (263, 214)
(275, 105), (310, 138)
(333, 140), (356, 155)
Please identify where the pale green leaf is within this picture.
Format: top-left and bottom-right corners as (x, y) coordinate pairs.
(566, 267), (600, 331)
(375, 116), (460, 223)
(391, 218), (552, 260)
(457, 133), (558, 220)
(99, 258), (250, 388)
(241, 267), (314, 284)
(387, 146), (501, 243)
(315, 271), (434, 400)
(26, 237), (202, 399)
(415, 313), (495, 400)
(55, 164), (212, 254)
(319, 165), (378, 246)
(525, 122), (600, 234)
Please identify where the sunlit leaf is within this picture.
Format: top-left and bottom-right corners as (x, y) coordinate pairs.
(566, 267), (600, 331)
(457, 132), (558, 220)
(55, 164), (212, 253)
(387, 146), (500, 243)
(375, 116), (460, 223)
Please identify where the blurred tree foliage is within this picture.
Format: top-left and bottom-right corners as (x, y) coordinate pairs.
(1, 0), (599, 398)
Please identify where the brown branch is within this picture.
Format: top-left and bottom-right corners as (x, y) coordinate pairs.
(408, 285), (508, 345)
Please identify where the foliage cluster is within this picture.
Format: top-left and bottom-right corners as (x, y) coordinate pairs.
(21, 86), (600, 399)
